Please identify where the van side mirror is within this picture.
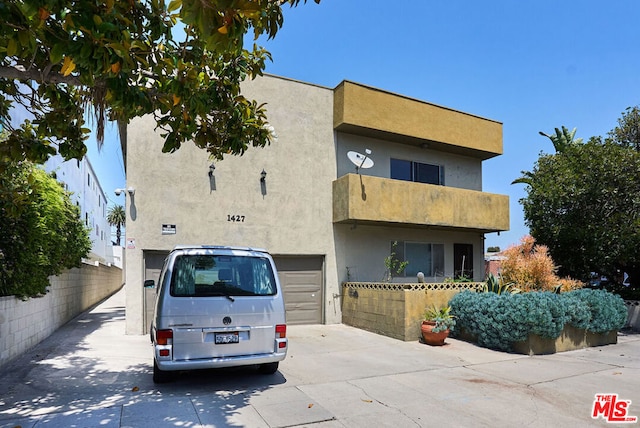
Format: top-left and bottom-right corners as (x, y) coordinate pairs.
(144, 279), (156, 288)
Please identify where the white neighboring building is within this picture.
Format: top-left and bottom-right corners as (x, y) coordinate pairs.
(44, 155), (115, 264)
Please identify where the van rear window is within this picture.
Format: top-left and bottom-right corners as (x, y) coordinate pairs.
(170, 255), (277, 297)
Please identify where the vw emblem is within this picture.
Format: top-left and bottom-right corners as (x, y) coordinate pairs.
(223, 316), (232, 325)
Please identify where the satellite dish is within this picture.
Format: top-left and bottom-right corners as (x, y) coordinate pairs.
(347, 149), (374, 173)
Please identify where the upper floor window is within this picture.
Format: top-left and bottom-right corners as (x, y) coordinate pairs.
(390, 158), (444, 185)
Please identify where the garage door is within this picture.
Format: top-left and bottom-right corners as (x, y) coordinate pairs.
(273, 256), (324, 325)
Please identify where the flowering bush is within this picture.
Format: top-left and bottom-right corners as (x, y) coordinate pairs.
(499, 235), (583, 292)
(449, 288), (627, 352)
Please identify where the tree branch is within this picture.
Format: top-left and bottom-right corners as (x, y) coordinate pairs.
(0, 65), (82, 86)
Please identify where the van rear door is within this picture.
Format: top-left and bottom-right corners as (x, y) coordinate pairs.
(162, 251), (284, 360)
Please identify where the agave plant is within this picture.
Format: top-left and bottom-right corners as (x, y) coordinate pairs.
(424, 305), (456, 333)
(483, 273), (521, 295)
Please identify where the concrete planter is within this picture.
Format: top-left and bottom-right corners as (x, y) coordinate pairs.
(455, 325), (617, 355)
(512, 325), (618, 356)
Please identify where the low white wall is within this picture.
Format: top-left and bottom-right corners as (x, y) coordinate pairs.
(626, 300), (640, 331)
(0, 261), (123, 369)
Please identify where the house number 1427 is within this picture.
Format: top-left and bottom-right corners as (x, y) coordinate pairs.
(227, 215), (245, 222)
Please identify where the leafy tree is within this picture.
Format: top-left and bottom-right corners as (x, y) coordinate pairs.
(0, 153), (92, 298)
(514, 125), (640, 286)
(607, 106), (640, 151)
(0, 0), (318, 166)
(107, 204), (125, 245)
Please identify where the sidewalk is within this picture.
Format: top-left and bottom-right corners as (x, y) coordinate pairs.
(1, 286), (639, 427)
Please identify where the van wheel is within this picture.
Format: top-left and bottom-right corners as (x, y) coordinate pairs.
(153, 360), (173, 383)
(258, 362), (279, 374)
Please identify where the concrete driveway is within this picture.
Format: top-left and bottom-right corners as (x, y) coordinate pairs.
(0, 286), (638, 427)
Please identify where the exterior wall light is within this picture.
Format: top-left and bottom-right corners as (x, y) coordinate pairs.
(208, 163), (215, 177)
(260, 169), (267, 183)
(114, 187), (135, 197)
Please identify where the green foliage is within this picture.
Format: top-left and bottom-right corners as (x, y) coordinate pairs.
(483, 273), (520, 294)
(514, 130), (640, 286)
(539, 126), (583, 153)
(0, 160), (91, 298)
(449, 289), (627, 352)
(569, 289), (628, 333)
(424, 305), (456, 333)
(383, 241), (408, 282)
(606, 283), (640, 301)
(0, 0), (319, 165)
(607, 106), (640, 151)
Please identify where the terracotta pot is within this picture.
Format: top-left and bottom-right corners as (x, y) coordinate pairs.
(421, 320), (450, 346)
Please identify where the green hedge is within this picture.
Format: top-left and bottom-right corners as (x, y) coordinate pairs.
(449, 289), (628, 352)
(0, 162), (91, 299)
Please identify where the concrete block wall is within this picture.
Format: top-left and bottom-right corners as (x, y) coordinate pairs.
(0, 261), (123, 369)
(341, 282), (483, 341)
(342, 284), (640, 341)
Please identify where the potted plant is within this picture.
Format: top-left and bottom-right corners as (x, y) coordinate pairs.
(421, 305), (456, 346)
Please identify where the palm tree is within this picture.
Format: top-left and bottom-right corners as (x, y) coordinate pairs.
(107, 205), (126, 246)
(513, 126), (583, 186)
(538, 126), (583, 153)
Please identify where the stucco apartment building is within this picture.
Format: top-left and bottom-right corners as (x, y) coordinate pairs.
(123, 74), (509, 335)
(44, 155), (115, 264)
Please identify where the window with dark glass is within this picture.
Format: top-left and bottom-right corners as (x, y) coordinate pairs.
(390, 158), (443, 185)
(454, 243), (474, 280)
(170, 255), (277, 297)
(391, 241), (445, 278)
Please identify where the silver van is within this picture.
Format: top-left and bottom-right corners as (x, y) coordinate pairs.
(148, 245), (288, 383)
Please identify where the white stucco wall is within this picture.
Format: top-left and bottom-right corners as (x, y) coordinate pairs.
(124, 75), (337, 334)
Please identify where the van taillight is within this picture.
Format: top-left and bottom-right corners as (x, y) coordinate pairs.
(157, 329), (173, 345)
(275, 324), (286, 339)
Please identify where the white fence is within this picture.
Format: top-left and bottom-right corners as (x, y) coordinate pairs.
(0, 261), (123, 369)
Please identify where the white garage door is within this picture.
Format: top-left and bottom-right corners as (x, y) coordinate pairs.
(273, 256), (324, 325)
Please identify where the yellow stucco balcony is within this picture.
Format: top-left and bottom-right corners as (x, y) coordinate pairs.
(333, 81), (503, 160)
(333, 174), (509, 232)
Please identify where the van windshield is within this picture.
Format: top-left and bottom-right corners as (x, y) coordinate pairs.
(170, 254), (277, 297)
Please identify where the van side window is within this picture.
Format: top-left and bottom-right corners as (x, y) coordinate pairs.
(170, 255), (277, 297)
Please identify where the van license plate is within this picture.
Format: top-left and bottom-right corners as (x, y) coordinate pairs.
(215, 332), (239, 344)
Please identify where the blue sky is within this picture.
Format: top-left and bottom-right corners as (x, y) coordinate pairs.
(89, 0), (640, 250)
